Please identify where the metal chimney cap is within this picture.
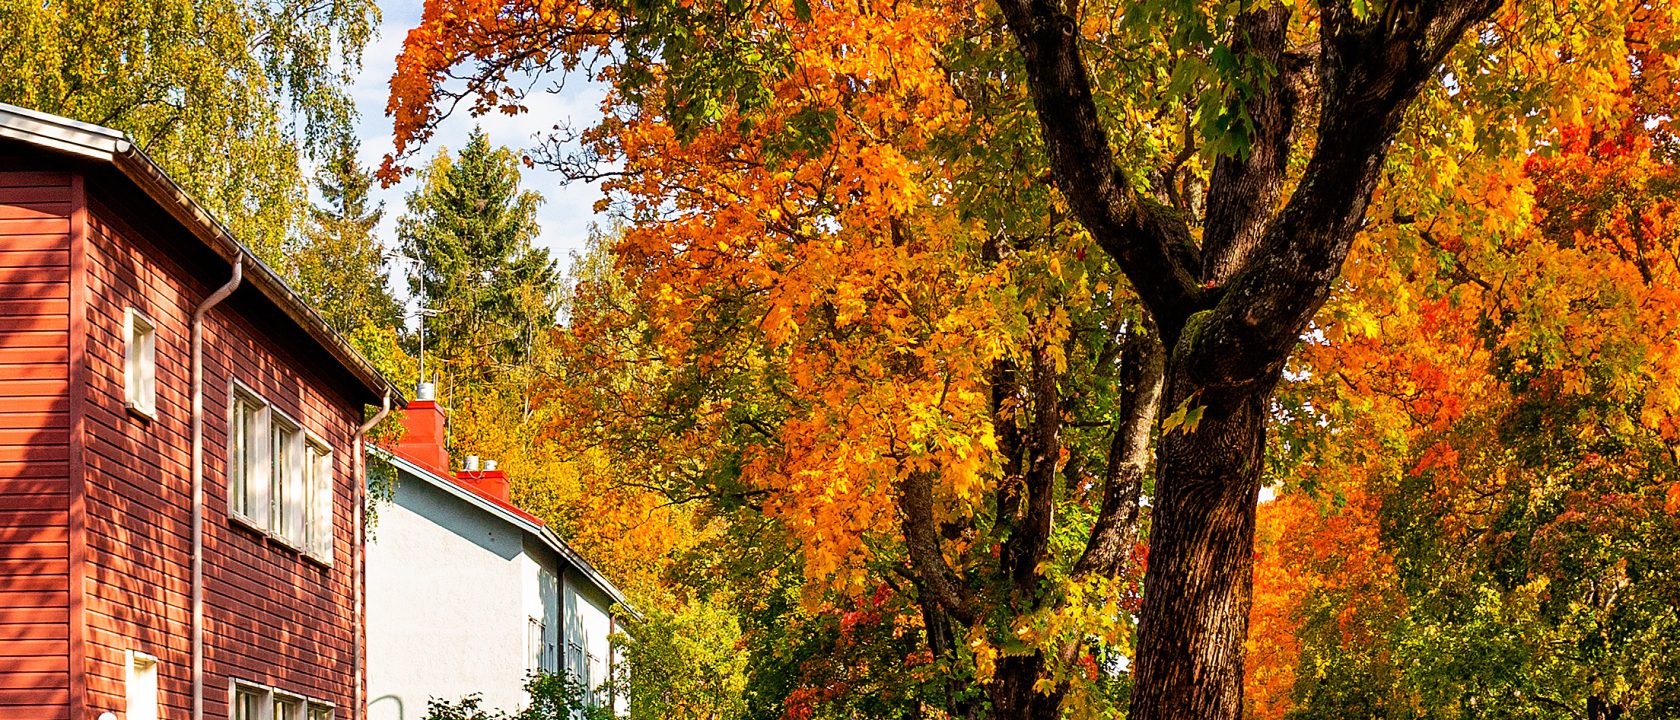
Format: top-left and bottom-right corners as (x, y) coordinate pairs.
(464, 455), (480, 472)
(416, 381), (436, 401)
(483, 459), (498, 471)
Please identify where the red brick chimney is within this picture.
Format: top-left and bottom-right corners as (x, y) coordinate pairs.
(456, 456), (511, 504)
(395, 383), (451, 476)
(390, 383), (513, 504)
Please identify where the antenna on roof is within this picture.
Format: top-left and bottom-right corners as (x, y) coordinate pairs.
(414, 306), (440, 391)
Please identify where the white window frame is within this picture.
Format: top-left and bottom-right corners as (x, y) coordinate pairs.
(125, 650), (159, 720)
(230, 680), (268, 720)
(229, 382), (271, 531)
(228, 680), (335, 720)
(528, 616), (559, 673)
(270, 411), (306, 544)
(227, 381), (334, 560)
(304, 439), (334, 563)
(123, 308), (158, 419)
(272, 690), (306, 720)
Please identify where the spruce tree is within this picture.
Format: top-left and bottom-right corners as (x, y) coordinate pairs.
(398, 128), (560, 375)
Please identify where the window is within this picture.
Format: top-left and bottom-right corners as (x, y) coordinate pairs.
(124, 309), (157, 417)
(232, 684), (264, 720)
(528, 616), (557, 672)
(125, 651), (158, 720)
(274, 693), (304, 720)
(567, 630), (589, 689)
(304, 442), (333, 561)
(227, 383), (333, 557)
(230, 389), (267, 524)
(271, 415), (303, 541)
(231, 681), (332, 720)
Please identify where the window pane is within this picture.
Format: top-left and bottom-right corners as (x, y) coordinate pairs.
(232, 397), (265, 524)
(275, 696), (303, 720)
(230, 399), (245, 511)
(233, 689), (262, 720)
(126, 654), (158, 720)
(272, 424), (296, 534)
(139, 329), (155, 410)
(307, 447), (333, 558)
(124, 311), (156, 414)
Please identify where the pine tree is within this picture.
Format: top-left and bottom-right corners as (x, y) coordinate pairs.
(398, 128), (560, 375)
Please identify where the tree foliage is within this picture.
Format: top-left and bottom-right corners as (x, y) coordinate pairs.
(290, 138), (412, 387)
(399, 128), (560, 377)
(381, 0), (1680, 717)
(0, 0), (376, 261)
(1249, 7), (1680, 718)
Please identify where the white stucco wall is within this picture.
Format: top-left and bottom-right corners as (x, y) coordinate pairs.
(367, 475), (561, 720)
(522, 537), (563, 673)
(563, 570), (617, 704)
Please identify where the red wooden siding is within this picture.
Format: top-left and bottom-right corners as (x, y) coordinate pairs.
(79, 192), (360, 719)
(0, 171), (74, 720)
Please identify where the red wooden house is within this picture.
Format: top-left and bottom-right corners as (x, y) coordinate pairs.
(0, 103), (403, 720)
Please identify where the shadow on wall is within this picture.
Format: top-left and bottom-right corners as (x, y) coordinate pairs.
(369, 694), (405, 720)
(0, 174), (79, 712)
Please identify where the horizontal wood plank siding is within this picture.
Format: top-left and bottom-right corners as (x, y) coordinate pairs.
(82, 193), (360, 719)
(0, 172), (72, 718)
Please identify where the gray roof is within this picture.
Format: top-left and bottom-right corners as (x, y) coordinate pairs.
(372, 448), (636, 616)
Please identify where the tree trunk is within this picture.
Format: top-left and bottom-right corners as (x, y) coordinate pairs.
(1587, 696), (1624, 720)
(1128, 364), (1272, 720)
(988, 654), (1066, 720)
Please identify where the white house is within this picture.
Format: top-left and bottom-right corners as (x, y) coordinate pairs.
(366, 384), (629, 720)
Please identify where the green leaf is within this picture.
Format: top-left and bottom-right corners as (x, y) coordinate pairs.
(1161, 395), (1206, 436)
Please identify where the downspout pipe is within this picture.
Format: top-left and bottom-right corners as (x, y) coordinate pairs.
(192, 256), (243, 720)
(354, 392), (391, 720)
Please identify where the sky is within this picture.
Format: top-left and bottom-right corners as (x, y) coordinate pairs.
(348, 0), (608, 309)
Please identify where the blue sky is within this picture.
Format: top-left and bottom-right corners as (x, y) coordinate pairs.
(348, 0), (608, 308)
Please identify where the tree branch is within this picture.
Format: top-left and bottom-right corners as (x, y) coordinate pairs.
(1074, 319), (1165, 578)
(1001, 341), (1063, 597)
(898, 469), (976, 625)
(1200, 3), (1306, 287)
(1185, 0), (1504, 393)
(996, 0), (1206, 341)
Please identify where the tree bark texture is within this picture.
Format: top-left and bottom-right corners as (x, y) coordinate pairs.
(1128, 370), (1271, 717)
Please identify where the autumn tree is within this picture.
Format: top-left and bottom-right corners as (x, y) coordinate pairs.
(0, 0), (377, 260)
(293, 140), (403, 330)
(384, 0), (1652, 718)
(285, 138), (414, 390)
(1246, 7), (1680, 718)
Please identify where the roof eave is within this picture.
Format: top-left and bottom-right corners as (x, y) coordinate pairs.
(0, 102), (407, 407)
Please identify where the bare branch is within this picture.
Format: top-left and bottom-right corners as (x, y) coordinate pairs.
(1074, 319), (1165, 578)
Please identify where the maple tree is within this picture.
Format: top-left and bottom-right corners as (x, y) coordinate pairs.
(1246, 6), (1680, 718)
(384, 0), (1665, 718)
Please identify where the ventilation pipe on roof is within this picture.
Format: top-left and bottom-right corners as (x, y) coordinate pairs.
(464, 455), (481, 472)
(192, 255), (242, 720)
(484, 459), (497, 471)
(354, 391), (392, 720)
